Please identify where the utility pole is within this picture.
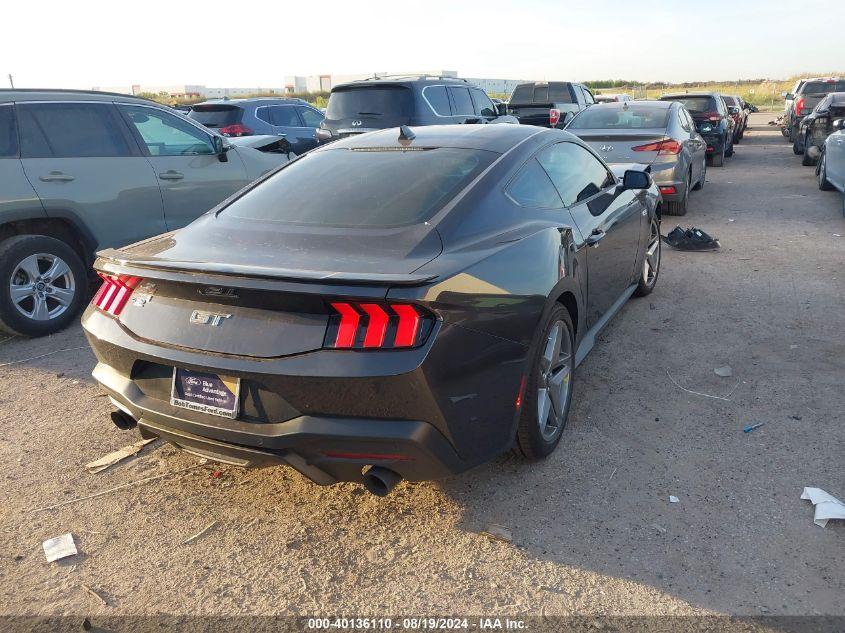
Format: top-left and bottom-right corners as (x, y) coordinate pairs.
(8, 74), (14, 89)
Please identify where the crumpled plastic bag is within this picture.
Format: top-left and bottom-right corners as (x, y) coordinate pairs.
(800, 487), (845, 527)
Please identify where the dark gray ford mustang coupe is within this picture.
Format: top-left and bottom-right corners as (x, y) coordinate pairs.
(82, 124), (661, 495)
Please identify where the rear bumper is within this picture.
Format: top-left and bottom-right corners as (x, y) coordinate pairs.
(82, 305), (526, 485)
(649, 162), (686, 202)
(98, 362), (463, 484)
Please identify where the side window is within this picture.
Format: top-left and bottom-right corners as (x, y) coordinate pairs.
(255, 106), (271, 124)
(0, 105), (18, 158)
(120, 105), (214, 156)
(581, 87), (596, 105)
(448, 87), (475, 116)
(678, 107), (691, 132)
(506, 159), (563, 208)
(269, 106), (301, 127)
(18, 103), (131, 158)
(423, 86), (451, 116)
(298, 106), (324, 127)
(470, 89), (496, 117)
(536, 142), (614, 210)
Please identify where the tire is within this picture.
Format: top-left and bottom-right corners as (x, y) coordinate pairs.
(818, 152), (834, 191)
(801, 150), (816, 167)
(663, 173), (690, 216)
(725, 137), (734, 157)
(710, 146), (725, 167)
(514, 305), (574, 460)
(634, 214), (661, 297)
(0, 235), (87, 337)
(793, 136), (804, 155)
(692, 160), (706, 191)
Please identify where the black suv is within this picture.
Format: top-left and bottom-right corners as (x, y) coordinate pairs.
(318, 76), (517, 140)
(507, 81), (596, 128)
(659, 93), (735, 167)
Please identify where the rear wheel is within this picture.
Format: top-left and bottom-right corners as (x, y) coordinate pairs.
(663, 172), (689, 216)
(818, 152), (834, 191)
(634, 215), (661, 297)
(725, 137), (734, 157)
(515, 305), (574, 460)
(793, 134), (804, 155)
(801, 135), (816, 166)
(0, 235), (87, 337)
(710, 146), (725, 167)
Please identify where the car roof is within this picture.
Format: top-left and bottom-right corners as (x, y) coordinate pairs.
(321, 123), (557, 154)
(660, 92), (718, 99)
(595, 99), (672, 109)
(332, 76), (472, 91)
(195, 97), (307, 106)
(0, 89), (157, 105)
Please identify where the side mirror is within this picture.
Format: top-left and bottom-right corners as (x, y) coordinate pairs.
(211, 135), (228, 162)
(496, 102), (508, 116)
(728, 106), (740, 115)
(622, 170), (651, 190)
(316, 128), (333, 142)
(782, 92), (791, 99)
(833, 119), (845, 131)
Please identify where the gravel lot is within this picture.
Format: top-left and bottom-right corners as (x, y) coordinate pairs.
(1, 114), (843, 622)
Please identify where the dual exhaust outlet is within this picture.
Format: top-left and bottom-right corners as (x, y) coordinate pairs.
(109, 408), (403, 496)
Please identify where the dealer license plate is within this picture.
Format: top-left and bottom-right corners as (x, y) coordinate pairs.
(171, 368), (240, 419)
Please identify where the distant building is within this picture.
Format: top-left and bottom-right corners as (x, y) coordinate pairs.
(92, 84), (285, 99)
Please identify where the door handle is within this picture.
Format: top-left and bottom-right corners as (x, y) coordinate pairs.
(585, 229), (606, 247)
(158, 170), (184, 181)
(39, 171), (74, 182)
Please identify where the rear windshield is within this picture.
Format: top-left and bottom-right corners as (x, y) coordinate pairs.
(568, 104), (671, 129)
(223, 147), (496, 227)
(326, 86), (412, 119)
(660, 96), (716, 114)
(802, 81), (845, 94)
(188, 105), (243, 127)
(511, 83), (573, 104)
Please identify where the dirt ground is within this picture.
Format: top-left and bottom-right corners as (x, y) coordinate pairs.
(1, 114), (843, 623)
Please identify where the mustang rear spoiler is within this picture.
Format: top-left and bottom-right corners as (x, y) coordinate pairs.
(95, 249), (438, 287)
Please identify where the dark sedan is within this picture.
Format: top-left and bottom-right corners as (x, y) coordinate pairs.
(82, 124), (661, 496)
(566, 100), (706, 216)
(659, 93), (735, 166)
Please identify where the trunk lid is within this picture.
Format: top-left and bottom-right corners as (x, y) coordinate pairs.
(323, 85), (412, 136)
(96, 217), (442, 358)
(575, 129), (668, 164)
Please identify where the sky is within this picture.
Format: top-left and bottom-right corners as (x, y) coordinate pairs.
(2, 0), (843, 89)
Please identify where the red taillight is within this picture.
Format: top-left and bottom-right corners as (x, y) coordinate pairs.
(549, 108), (561, 126)
(330, 302), (360, 348)
(659, 185), (677, 195)
(632, 139), (681, 155)
(359, 303), (389, 348)
(218, 123), (253, 137)
(92, 273), (142, 316)
(794, 97), (806, 116)
(326, 302), (433, 350)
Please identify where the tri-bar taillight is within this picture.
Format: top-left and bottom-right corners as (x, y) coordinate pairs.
(91, 273), (142, 316)
(325, 302), (435, 350)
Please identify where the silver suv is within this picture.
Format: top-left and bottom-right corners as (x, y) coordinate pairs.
(0, 90), (289, 337)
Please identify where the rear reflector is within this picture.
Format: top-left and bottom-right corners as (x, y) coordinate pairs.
(326, 302), (433, 350)
(659, 185), (677, 195)
(92, 274), (142, 316)
(322, 451), (413, 461)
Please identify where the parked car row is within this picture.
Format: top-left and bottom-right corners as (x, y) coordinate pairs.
(0, 90), (291, 336)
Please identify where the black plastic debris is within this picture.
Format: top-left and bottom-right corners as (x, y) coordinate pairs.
(662, 226), (720, 251)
